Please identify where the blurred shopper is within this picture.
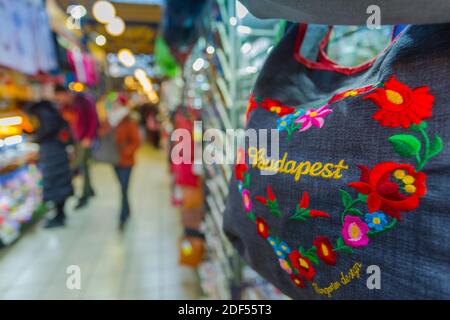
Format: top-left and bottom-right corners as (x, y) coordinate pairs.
(102, 96), (141, 229)
(28, 101), (74, 228)
(144, 104), (161, 148)
(54, 85), (99, 209)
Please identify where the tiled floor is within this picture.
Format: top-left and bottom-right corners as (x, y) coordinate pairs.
(0, 145), (202, 299)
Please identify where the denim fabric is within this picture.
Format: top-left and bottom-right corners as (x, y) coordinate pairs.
(114, 166), (132, 221)
(223, 24), (450, 299)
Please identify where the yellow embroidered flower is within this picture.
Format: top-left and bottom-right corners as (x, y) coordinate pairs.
(393, 169), (406, 179)
(404, 184), (417, 194)
(402, 175), (415, 185)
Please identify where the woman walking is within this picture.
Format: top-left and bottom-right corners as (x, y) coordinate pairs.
(28, 100), (74, 228)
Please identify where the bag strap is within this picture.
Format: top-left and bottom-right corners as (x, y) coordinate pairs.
(293, 23), (402, 75)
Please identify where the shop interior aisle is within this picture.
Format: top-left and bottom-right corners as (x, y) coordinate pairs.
(0, 145), (201, 299)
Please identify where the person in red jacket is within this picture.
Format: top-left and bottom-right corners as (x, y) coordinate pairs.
(55, 85), (99, 209)
(104, 95), (141, 229)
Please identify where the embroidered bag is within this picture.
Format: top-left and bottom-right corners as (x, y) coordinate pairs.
(223, 24), (450, 299)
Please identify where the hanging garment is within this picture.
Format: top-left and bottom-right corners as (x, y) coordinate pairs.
(223, 24), (450, 299)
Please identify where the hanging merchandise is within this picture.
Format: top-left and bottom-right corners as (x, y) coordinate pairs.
(154, 36), (180, 78)
(0, 0), (57, 75)
(223, 23), (450, 299)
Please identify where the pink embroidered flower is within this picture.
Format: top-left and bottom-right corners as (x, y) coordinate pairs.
(342, 216), (369, 247)
(279, 259), (293, 274)
(242, 189), (252, 212)
(295, 104), (333, 132)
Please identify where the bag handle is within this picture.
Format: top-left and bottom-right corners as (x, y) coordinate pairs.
(293, 23), (401, 75)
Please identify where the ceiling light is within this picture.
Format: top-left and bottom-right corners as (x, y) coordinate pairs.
(206, 46), (215, 55)
(69, 5), (87, 20)
(229, 17), (237, 26)
(237, 25), (252, 34)
(106, 17), (125, 36)
(0, 116), (23, 126)
(117, 48), (135, 67)
(93, 1), (116, 24)
(241, 42), (252, 54)
(192, 58), (205, 72)
(95, 35), (107, 46)
(4, 135), (23, 146)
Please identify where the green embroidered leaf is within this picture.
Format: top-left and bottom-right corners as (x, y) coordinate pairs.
(243, 173), (250, 189)
(429, 134), (444, 158)
(341, 245), (354, 254)
(306, 251), (319, 265)
(298, 246), (306, 256)
(339, 189), (352, 207)
(347, 208), (363, 217)
(247, 211), (256, 222)
(388, 134), (422, 158)
(357, 193), (368, 202)
(290, 207), (310, 221)
(409, 121), (427, 132)
(336, 237), (344, 248)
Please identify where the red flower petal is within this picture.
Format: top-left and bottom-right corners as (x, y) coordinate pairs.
(299, 191), (309, 208)
(255, 196), (267, 205)
(348, 182), (372, 194)
(367, 193), (382, 213)
(290, 274), (305, 288)
(313, 236), (337, 266)
(267, 185), (275, 201)
(309, 210), (330, 218)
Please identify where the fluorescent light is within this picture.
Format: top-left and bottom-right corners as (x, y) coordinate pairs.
(0, 116), (23, 126)
(236, 1), (248, 19)
(4, 135), (23, 146)
(241, 42), (252, 54)
(93, 1), (116, 24)
(134, 68), (147, 80)
(246, 66), (257, 74)
(192, 58), (205, 72)
(237, 25), (252, 34)
(229, 17), (237, 26)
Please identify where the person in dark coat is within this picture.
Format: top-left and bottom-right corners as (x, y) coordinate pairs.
(28, 101), (74, 228)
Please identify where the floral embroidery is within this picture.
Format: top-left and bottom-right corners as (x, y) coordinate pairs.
(313, 236), (337, 266)
(255, 184), (282, 217)
(341, 216), (370, 247)
(289, 250), (316, 281)
(365, 212), (388, 231)
(290, 274), (305, 288)
(256, 217), (270, 238)
(241, 189), (252, 212)
(348, 162), (427, 220)
(290, 191), (331, 221)
(364, 75), (434, 128)
(295, 104), (333, 132)
(234, 76), (445, 293)
(279, 259), (293, 274)
(329, 84), (377, 104)
(261, 98), (295, 116)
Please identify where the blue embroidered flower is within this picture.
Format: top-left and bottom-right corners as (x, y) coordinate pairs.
(277, 114), (293, 131)
(274, 247), (286, 259)
(278, 241), (291, 254)
(267, 237), (277, 248)
(365, 212), (388, 231)
(237, 181), (244, 193)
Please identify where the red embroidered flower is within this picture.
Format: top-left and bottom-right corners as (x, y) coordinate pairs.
(255, 184), (276, 205)
(313, 236), (337, 266)
(290, 274), (305, 288)
(256, 217), (269, 238)
(261, 98), (295, 116)
(364, 75), (434, 128)
(298, 191), (330, 218)
(245, 94), (258, 122)
(288, 250), (316, 281)
(348, 162), (427, 220)
(329, 84), (375, 104)
(235, 163), (248, 181)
